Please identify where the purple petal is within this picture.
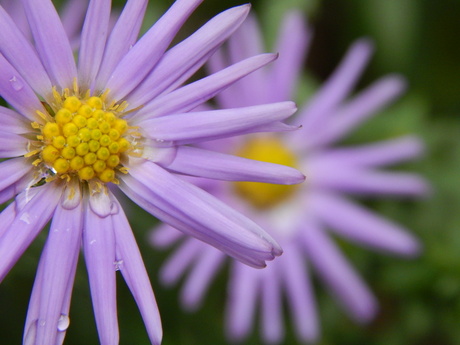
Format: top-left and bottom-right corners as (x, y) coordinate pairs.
(163, 146), (305, 184)
(268, 11), (312, 102)
(0, 6), (53, 99)
(300, 219), (378, 322)
(133, 53), (278, 121)
(126, 3), (251, 106)
(0, 171), (34, 205)
(95, 0), (148, 89)
(60, 0), (89, 46)
(159, 238), (202, 286)
(213, 14), (268, 107)
(0, 158), (33, 192)
(308, 75), (407, 148)
(139, 101), (296, 145)
(21, 0), (77, 89)
(112, 199), (162, 345)
(78, 0), (111, 88)
(23, 202), (83, 345)
(261, 263), (284, 344)
(311, 192), (421, 255)
(0, 183), (61, 282)
(180, 243), (226, 311)
(0, 54), (47, 121)
(120, 162), (282, 268)
(293, 39), (374, 132)
(105, 0), (204, 100)
(82, 203), (118, 345)
(314, 136), (424, 167)
(149, 223), (184, 248)
(0, 132), (28, 158)
(281, 241), (319, 342)
(225, 262), (259, 340)
(0, 106), (30, 133)
(309, 161), (429, 196)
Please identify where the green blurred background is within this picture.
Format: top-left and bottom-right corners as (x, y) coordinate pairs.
(1, 0), (459, 344)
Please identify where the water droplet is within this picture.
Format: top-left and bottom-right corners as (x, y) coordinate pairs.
(20, 212), (31, 224)
(113, 259), (124, 271)
(57, 314), (70, 332)
(90, 239), (97, 245)
(9, 76), (24, 91)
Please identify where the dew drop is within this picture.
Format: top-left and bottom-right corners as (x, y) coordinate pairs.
(113, 259), (124, 271)
(57, 314), (70, 332)
(20, 212), (31, 224)
(9, 76), (24, 91)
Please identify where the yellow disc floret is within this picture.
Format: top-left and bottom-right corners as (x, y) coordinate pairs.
(33, 91), (136, 184)
(233, 135), (300, 209)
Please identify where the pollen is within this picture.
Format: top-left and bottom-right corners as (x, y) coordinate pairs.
(233, 135), (300, 209)
(31, 90), (137, 184)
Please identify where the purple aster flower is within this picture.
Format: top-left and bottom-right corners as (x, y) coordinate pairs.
(150, 12), (430, 344)
(0, 1), (305, 344)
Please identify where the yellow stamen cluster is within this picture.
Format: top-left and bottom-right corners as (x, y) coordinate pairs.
(36, 93), (132, 184)
(233, 135), (300, 209)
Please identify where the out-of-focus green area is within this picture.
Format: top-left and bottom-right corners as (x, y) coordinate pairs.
(0, 0), (459, 344)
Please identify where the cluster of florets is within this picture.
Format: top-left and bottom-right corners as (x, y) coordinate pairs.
(33, 91), (132, 184)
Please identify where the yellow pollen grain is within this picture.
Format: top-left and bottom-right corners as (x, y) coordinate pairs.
(35, 93), (134, 184)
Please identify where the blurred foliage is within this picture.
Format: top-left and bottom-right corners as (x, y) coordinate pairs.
(0, 0), (459, 344)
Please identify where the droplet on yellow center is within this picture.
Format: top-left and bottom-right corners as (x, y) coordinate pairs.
(233, 135), (300, 209)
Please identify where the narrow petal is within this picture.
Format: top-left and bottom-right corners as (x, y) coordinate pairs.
(0, 183), (61, 282)
(133, 53), (278, 121)
(0, 106), (30, 133)
(268, 11), (312, 102)
(0, 171), (34, 205)
(0, 54), (47, 121)
(0, 132), (28, 158)
(82, 203), (118, 345)
(95, 0), (148, 89)
(126, 3), (251, 106)
(309, 162), (429, 196)
(21, 0), (77, 88)
(139, 101), (296, 145)
(311, 192), (421, 255)
(308, 75), (406, 148)
(180, 244), (226, 311)
(159, 239), (202, 286)
(120, 162), (282, 268)
(315, 136), (424, 167)
(60, 0), (89, 45)
(163, 146), (305, 184)
(301, 220), (378, 322)
(281, 241), (319, 342)
(78, 0), (111, 88)
(112, 199), (162, 345)
(0, 6), (53, 99)
(149, 223), (184, 248)
(293, 39), (374, 131)
(106, 0), (204, 100)
(0, 157), (33, 192)
(24, 202), (83, 345)
(261, 264), (284, 344)
(225, 262), (260, 341)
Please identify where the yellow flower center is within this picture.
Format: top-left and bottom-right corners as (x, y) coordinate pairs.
(29, 85), (139, 184)
(233, 135), (300, 209)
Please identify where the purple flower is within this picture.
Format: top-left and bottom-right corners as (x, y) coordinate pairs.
(150, 12), (430, 344)
(0, 1), (304, 344)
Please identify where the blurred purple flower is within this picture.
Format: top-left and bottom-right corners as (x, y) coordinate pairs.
(0, 0), (304, 344)
(151, 12), (430, 344)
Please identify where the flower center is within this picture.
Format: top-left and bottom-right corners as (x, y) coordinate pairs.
(29, 86), (139, 184)
(233, 135), (300, 209)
